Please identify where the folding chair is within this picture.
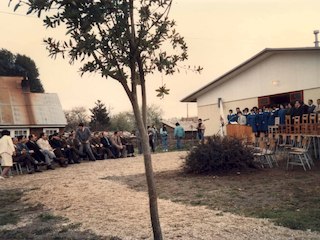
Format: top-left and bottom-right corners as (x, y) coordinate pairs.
(301, 114), (309, 134)
(309, 113), (317, 135)
(253, 140), (273, 168)
(293, 116), (301, 134)
(287, 137), (312, 171)
(12, 162), (23, 175)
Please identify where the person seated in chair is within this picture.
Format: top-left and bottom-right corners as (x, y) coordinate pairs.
(37, 133), (67, 167)
(26, 134), (55, 170)
(119, 131), (135, 157)
(63, 133), (83, 163)
(100, 131), (116, 159)
(111, 131), (127, 158)
(90, 132), (105, 160)
(15, 136), (41, 173)
(49, 133), (68, 166)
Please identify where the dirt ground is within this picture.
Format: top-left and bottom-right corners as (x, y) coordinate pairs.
(1, 151), (320, 240)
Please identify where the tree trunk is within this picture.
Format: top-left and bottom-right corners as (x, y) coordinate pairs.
(141, 78), (147, 127)
(131, 95), (163, 240)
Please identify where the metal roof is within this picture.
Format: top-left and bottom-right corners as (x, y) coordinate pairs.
(162, 119), (198, 132)
(0, 76), (67, 127)
(181, 47), (320, 102)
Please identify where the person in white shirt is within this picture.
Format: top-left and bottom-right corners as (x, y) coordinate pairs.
(0, 130), (15, 179)
(37, 132), (60, 167)
(237, 112), (247, 125)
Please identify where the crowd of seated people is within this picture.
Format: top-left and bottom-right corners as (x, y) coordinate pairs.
(1, 123), (136, 176)
(227, 99), (320, 135)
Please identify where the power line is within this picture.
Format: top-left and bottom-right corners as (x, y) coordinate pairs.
(0, 10), (37, 18)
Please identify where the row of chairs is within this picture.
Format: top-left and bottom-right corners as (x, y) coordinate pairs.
(277, 113), (320, 135)
(252, 133), (315, 171)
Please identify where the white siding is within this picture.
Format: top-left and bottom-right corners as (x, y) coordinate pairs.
(198, 52), (320, 107)
(304, 88), (320, 103)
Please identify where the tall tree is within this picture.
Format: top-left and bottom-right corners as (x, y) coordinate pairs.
(0, 49), (16, 75)
(89, 100), (110, 131)
(15, 54), (45, 93)
(0, 48), (45, 93)
(11, 1), (200, 238)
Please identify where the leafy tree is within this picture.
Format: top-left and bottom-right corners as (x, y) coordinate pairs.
(0, 49), (16, 75)
(0, 48), (45, 93)
(146, 104), (164, 128)
(11, 1), (200, 238)
(110, 111), (135, 132)
(89, 100), (110, 131)
(15, 54), (45, 93)
(64, 106), (89, 131)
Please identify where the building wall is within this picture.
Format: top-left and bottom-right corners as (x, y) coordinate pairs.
(304, 87), (320, 103)
(198, 97), (258, 136)
(198, 51), (320, 107)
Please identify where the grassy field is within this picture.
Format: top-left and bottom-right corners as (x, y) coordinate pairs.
(0, 189), (121, 240)
(106, 164), (320, 232)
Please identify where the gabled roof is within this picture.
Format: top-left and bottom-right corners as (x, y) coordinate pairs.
(181, 47), (320, 102)
(0, 76), (66, 127)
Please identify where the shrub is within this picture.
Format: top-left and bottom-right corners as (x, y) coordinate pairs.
(184, 135), (257, 174)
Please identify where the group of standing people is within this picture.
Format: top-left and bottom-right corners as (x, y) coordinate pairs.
(147, 119), (206, 152)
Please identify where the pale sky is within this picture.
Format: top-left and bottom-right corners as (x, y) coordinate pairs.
(0, 0), (319, 118)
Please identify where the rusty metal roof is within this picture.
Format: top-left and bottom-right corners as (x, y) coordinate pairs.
(0, 76), (66, 126)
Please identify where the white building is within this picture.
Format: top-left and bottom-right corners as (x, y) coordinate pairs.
(181, 47), (320, 135)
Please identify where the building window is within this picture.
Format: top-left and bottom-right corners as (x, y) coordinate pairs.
(43, 128), (59, 136)
(9, 129), (30, 137)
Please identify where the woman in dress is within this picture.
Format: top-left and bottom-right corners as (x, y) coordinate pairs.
(0, 130), (15, 179)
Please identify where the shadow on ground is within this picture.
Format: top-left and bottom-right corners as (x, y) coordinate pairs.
(0, 189), (121, 240)
(103, 163), (320, 232)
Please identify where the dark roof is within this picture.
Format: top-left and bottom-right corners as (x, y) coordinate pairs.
(181, 47), (320, 102)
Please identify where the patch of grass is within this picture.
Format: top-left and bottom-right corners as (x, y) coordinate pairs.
(107, 166), (320, 232)
(0, 212), (19, 226)
(0, 189), (122, 240)
(258, 209), (320, 231)
(38, 213), (67, 222)
(33, 226), (54, 235)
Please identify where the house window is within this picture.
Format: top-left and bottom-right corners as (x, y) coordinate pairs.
(43, 128), (59, 136)
(9, 129), (30, 137)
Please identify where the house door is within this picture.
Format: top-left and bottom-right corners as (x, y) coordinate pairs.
(258, 90), (303, 108)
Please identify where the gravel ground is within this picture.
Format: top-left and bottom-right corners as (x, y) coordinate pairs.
(1, 151), (320, 240)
